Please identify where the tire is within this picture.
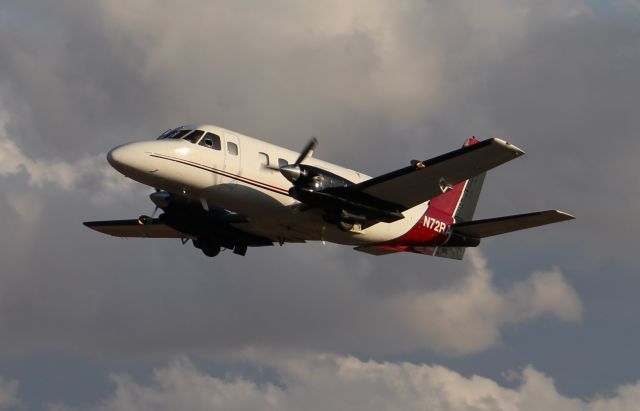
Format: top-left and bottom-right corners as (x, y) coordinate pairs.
(196, 237), (221, 257)
(202, 243), (221, 257)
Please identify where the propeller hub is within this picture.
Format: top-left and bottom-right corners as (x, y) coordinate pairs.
(149, 191), (171, 209)
(280, 164), (303, 182)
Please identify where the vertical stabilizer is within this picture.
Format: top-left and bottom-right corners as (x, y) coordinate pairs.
(429, 137), (486, 260)
(429, 137), (485, 222)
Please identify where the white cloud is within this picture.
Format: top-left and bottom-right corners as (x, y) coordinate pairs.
(0, 104), (137, 226)
(50, 355), (640, 411)
(0, 108), (128, 194)
(0, 377), (19, 409)
(381, 250), (582, 355)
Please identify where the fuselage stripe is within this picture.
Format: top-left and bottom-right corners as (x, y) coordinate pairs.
(149, 153), (291, 196)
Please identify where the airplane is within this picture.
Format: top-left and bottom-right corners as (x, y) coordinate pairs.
(84, 124), (574, 260)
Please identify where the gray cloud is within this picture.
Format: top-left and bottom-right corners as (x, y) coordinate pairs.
(47, 354), (640, 411)
(0, 377), (19, 410)
(0, 161), (583, 357)
(0, 0), (639, 406)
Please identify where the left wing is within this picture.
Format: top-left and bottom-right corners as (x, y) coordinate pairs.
(84, 219), (193, 238)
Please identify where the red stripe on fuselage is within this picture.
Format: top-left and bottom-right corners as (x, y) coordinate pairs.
(149, 153), (291, 195)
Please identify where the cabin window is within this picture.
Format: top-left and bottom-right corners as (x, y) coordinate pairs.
(184, 130), (204, 144)
(278, 158), (288, 167)
(258, 152), (269, 166)
(227, 141), (238, 156)
(199, 133), (221, 150)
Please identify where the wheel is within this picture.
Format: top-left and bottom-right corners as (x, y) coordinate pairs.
(195, 237), (221, 257)
(202, 243), (221, 257)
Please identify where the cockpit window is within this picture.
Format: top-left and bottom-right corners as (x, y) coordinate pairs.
(157, 127), (191, 140)
(169, 130), (191, 140)
(199, 132), (221, 150)
(157, 128), (174, 140)
(184, 130), (204, 144)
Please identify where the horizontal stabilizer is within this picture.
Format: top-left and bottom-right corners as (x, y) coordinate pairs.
(84, 219), (192, 239)
(452, 210), (574, 239)
(354, 245), (400, 256)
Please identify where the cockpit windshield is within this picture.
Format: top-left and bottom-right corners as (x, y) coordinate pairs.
(157, 127), (192, 140)
(183, 130), (205, 144)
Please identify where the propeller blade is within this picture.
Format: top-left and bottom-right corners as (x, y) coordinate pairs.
(294, 137), (318, 166)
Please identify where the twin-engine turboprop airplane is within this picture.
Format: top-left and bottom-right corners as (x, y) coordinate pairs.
(84, 125), (573, 259)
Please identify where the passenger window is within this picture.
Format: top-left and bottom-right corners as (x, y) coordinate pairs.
(184, 130), (204, 144)
(199, 133), (221, 150)
(278, 158), (288, 167)
(227, 142), (238, 156)
(258, 152), (269, 166)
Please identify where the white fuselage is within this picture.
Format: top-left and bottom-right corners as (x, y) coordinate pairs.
(107, 124), (426, 245)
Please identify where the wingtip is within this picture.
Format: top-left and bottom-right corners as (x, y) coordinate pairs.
(541, 210), (575, 221)
(554, 210), (576, 220)
(490, 137), (525, 157)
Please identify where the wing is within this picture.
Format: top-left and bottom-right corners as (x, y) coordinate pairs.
(83, 219), (193, 238)
(342, 138), (524, 211)
(451, 210), (575, 238)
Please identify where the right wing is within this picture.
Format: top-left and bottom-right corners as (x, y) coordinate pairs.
(337, 138), (524, 211)
(83, 219), (192, 239)
(451, 210), (575, 238)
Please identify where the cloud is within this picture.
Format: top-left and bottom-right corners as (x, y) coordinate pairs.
(1, 0), (639, 404)
(0, 107), (131, 195)
(0, 213), (581, 358)
(46, 355), (640, 411)
(384, 250), (582, 355)
(0, 377), (20, 410)
(0, 103), (138, 228)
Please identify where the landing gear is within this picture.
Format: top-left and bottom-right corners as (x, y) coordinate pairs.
(193, 238), (221, 257)
(193, 238), (247, 257)
(233, 243), (247, 256)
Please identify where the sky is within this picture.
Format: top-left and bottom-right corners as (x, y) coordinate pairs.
(0, 0), (639, 410)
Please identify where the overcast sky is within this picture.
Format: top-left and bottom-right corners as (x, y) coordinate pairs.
(1, 0), (640, 410)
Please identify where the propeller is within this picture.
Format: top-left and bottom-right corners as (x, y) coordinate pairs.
(294, 136), (317, 166)
(280, 137), (317, 183)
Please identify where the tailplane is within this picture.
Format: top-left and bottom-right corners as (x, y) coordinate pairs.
(423, 138), (574, 260)
(451, 210), (574, 238)
(354, 137), (575, 260)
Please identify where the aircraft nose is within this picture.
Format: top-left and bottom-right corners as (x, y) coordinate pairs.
(107, 143), (134, 173)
